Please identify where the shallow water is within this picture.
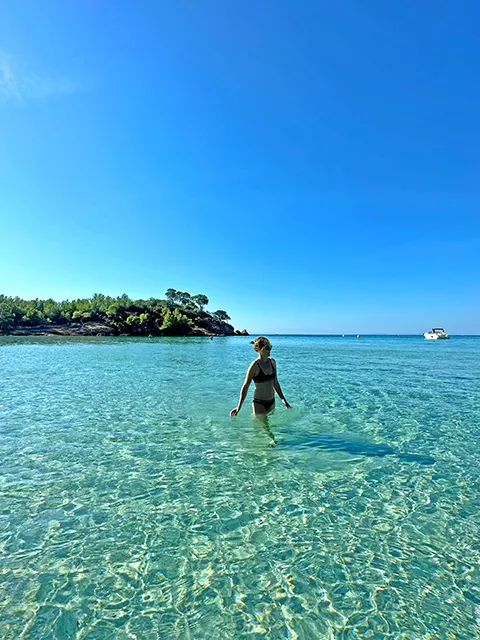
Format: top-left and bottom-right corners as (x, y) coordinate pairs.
(1, 335), (479, 639)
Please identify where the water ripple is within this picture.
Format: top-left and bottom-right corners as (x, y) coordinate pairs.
(0, 336), (479, 638)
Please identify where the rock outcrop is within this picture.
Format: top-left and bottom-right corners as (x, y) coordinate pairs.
(7, 317), (245, 338)
(188, 312), (235, 336)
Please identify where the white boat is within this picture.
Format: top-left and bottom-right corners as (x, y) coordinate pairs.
(424, 328), (450, 340)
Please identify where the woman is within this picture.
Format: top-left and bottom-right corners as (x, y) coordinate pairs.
(230, 337), (291, 417)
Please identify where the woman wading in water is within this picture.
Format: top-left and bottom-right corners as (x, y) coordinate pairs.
(230, 337), (291, 418)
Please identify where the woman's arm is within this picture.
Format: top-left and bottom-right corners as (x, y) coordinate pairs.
(230, 363), (256, 416)
(272, 359), (292, 408)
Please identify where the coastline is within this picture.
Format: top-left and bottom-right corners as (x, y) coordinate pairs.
(0, 292), (249, 338)
(3, 320), (249, 338)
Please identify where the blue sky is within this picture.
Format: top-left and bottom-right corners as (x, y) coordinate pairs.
(1, 1), (479, 334)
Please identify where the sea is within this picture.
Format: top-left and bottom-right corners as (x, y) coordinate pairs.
(0, 335), (479, 639)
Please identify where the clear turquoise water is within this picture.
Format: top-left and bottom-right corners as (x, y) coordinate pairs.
(1, 335), (479, 639)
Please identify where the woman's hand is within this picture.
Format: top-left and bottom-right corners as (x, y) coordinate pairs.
(282, 399), (292, 409)
(230, 407), (240, 417)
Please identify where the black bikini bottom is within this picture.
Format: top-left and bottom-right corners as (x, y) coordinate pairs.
(253, 397), (275, 411)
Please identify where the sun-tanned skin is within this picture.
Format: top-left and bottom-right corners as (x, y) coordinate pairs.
(230, 337), (291, 418)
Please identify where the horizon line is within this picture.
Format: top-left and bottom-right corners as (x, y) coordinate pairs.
(246, 333), (480, 336)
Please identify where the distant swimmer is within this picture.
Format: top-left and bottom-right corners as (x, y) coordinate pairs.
(230, 336), (291, 418)
(210, 335), (213, 340)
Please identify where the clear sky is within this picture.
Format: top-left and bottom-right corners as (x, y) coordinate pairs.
(1, 1), (479, 334)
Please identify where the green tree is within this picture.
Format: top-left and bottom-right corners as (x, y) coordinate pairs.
(59, 300), (75, 323)
(44, 299), (63, 324)
(118, 294), (132, 309)
(161, 308), (192, 332)
(177, 291), (192, 306)
(23, 306), (46, 326)
(165, 289), (178, 306)
(106, 303), (120, 318)
(192, 294), (209, 311)
(126, 314), (142, 334)
(0, 303), (15, 333)
(147, 298), (167, 313)
(212, 310), (231, 322)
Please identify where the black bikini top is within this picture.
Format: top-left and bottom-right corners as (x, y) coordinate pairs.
(253, 358), (276, 383)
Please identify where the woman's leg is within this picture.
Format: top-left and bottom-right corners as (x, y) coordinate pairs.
(252, 402), (276, 445)
(252, 401), (268, 418)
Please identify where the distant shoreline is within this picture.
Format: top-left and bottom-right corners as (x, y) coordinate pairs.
(0, 291), (249, 337)
(2, 322), (249, 338)
(2, 331), (477, 338)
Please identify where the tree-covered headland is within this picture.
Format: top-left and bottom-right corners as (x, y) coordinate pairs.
(0, 289), (243, 336)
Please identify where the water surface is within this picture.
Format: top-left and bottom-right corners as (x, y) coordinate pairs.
(1, 335), (479, 638)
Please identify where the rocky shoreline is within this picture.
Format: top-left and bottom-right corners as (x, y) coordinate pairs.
(6, 320), (249, 338)
(0, 291), (249, 338)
